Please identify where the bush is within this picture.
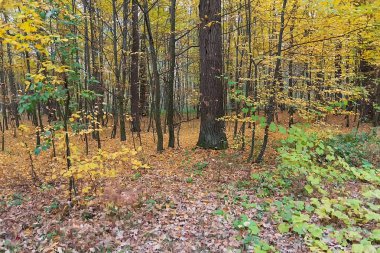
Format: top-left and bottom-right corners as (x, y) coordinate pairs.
(326, 129), (380, 168)
(274, 126), (380, 252)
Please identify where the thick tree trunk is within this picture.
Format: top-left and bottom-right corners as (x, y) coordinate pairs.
(197, 0), (227, 149)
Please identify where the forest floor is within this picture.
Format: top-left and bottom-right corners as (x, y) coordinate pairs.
(0, 113), (376, 252)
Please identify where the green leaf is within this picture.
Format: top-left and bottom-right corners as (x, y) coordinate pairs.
(294, 201), (305, 211)
(365, 211), (380, 222)
(248, 222), (260, 235)
(34, 147), (42, 156)
(292, 213), (310, 223)
(251, 173), (261, 180)
(370, 229), (380, 242)
(305, 184), (314, 194)
(251, 115), (259, 121)
(214, 209), (225, 216)
(307, 225), (323, 238)
(326, 154), (335, 161)
(352, 244), (365, 253)
(308, 175), (321, 186)
(259, 117), (266, 128)
(316, 147), (324, 155)
(269, 122), (277, 132)
(278, 223), (290, 233)
(278, 125), (287, 134)
(305, 204), (315, 212)
(293, 223), (306, 235)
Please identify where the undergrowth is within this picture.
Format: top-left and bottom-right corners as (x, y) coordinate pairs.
(217, 125), (380, 252)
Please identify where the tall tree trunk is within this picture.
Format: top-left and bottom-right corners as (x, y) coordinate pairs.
(112, 0), (126, 141)
(0, 41), (8, 131)
(288, 14), (295, 127)
(142, 0), (164, 151)
(0, 41), (6, 151)
(240, 0), (253, 150)
(97, 8), (105, 129)
(233, 6), (242, 138)
(374, 81), (380, 127)
(4, 14), (19, 128)
(89, 0), (100, 132)
(139, 33), (148, 117)
(197, 0), (227, 149)
(167, 0), (176, 148)
(131, 0), (141, 132)
(121, 0), (129, 134)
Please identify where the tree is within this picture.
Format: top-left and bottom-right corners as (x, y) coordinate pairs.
(140, 0), (164, 152)
(4, 14), (19, 128)
(131, 0), (140, 133)
(167, 0), (176, 148)
(197, 0), (227, 150)
(255, 0), (287, 163)
(112, 0), (126, 141)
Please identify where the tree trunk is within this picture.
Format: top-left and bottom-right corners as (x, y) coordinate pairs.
(4, 16), (19, 128)
(131, 0), (141, 132)
(374, 81), (380, 126)
(167, 0), (176, 148)
(142, 0), (164, 151)
(256, 0), (287, 163)
(197, 0), (227, 149)
(112, 0), (126, 141)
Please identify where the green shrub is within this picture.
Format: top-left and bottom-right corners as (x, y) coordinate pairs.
(275, 125), (380, 252)
(326, 129), (380, 168)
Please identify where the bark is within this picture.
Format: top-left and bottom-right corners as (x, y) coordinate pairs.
(240, 0), (253, 150)
(233, 6), (242, 138)
(197, 0), (227, 149)
(0, 41), (8, 134)
(141, 0), (164, 151)
(288, 19), (295, 127)
(374, 81), (380, 127)
(139, 33), (148, 116)
(4, 13), (19, 128)
(167, 0), (176, 148)
(131, 0), (141, 132)
(0, 41), (5, 151)
(112, 0), (126, 141)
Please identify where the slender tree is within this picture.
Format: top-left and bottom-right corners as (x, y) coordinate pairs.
(141, 0), (164, 151)
(167, 0), (176, 148)
(112, 0), (127, 141)
(256, 0), (287, 163)
(131, 0), (141, 132)
(4, 14), (19, 128)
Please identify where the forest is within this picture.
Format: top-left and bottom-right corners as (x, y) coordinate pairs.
(0, 0), (379, 252)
